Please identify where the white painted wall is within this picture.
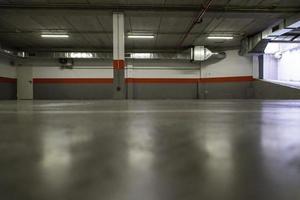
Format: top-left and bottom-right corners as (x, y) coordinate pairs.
(278, 47), (300, 82)
(201, 50), (252, 78)
(0, 55), (16, 78)
(20, 58), (113, 78)
(252, 56), (259, 79)
(20, 50), (252, 79)
(33, 67), (113, 79)
(263, 46), (300, 83)
(263, 54), (278, 80)
(128, 50), (252, 78)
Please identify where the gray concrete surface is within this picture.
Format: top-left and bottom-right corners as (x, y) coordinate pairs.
(254, 80), (300, 99)
(0, 100), (300, 200)
(130, 83), (198, 99)
(203, 82), (253, 99)
(33, 82), (253, 100)
(31, 81), (300, 100)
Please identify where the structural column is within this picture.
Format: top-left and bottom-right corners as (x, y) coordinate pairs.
(258, 55), (264, 79)
(113, 12), (126, 99)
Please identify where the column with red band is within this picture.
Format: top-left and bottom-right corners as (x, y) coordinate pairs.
(113, 60), (125, 70)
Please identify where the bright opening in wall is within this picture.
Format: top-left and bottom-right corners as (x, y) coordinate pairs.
(263, 42), (300, 88)
(264, 43), (280, 54)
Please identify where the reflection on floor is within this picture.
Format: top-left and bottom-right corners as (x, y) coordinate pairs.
(0, 100), (300, 200)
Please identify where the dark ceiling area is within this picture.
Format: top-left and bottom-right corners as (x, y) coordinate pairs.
(0, 0), (299, 52)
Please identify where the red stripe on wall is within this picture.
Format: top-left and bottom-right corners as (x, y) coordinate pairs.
(33, 78), (113, 84)
(126, 78), (198, 84)
(0, 77), (17, 83)
(200, 76), (254, 83)
(32, 76), (254, 84)
(126, 76), (254, 84)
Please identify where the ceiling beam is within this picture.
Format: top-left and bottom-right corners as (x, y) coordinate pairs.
(0, 31), (244, 36)
(177, 0), (214, 48)
(17, 45), (242, 53)
(0, 3), (299, 13)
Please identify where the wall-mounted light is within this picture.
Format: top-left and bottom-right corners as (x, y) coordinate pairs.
(41, 34), (69, 38)
(128, 35), (155, 39)
(207, 36), (234, 40)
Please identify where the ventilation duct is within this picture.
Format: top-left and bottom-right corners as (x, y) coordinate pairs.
(21, 47), (224, 61)
(0, 45), (25, 58)
(25, 52), (191, 60)
(191, 46), (225, 61)
(59, 58), (74, 68)
(239, 13), (300, 55)
(3, 46), (223, 62)
(126, 52), (191, 60)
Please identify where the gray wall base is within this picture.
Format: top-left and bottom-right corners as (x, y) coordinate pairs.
(30, 81), (300, 100)
(253, 80), (300, 99)
(131, 84), (198, 99)
(34, 84), (113, 100)
(129, 82), (254, 99)
(0, 83), (17, 100)
(202, 82), (254, 99)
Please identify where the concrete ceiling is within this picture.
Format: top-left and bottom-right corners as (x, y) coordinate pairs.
(0, 0), (299, 52)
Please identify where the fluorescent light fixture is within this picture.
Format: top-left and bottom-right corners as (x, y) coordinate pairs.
(207, 36), (234, 40)
(41, 34), (69, 38)
(128, 35), (155, 39)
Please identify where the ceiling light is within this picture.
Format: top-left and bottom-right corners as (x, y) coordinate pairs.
(207, 36), (234, 40)
(41, 34), (69, 38)
(128, 35), (155, 39)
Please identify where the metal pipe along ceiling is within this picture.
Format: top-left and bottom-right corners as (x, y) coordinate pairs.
(0, 4), (299, 13)
(21, 49), (225, 61)
(28, 52), (192, 60)
(177, 0), (214, 48)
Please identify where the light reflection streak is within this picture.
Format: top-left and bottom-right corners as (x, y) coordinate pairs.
(40, 128), (92, 189)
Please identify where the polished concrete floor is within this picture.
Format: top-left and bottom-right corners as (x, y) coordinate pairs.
(0, 100), (300, 200)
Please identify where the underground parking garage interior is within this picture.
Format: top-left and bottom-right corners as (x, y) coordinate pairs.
(1, 0), (300, 200)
